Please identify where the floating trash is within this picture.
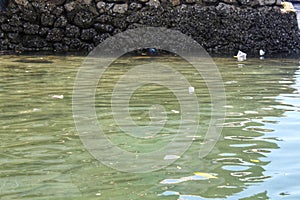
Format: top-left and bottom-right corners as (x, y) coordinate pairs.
(259, 49), (265, 56)
(188, 86), (195, 94)
(160, 172), (217, 185)
(164, 155), (180, 160)
(250, 159), (260, 163)
(51, 95), (64, 99)
(171, 109), (180, 114)
(234, 50), (247, 62)
(193, 172), (218, 179)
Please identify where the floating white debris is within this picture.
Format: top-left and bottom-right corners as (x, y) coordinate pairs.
(188, 86), (195, 94)
(51, 95), (64, 99)
(164, 155), (180, 160)
(234, 50), (247, 62)
(158, 191), (180, 196)
(244, 110), (259, 114)
(171, 110), (180, 114)
(160, 172), (217, 185)
(259, 49), (265, 56)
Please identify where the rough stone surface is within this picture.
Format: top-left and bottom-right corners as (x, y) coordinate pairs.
(0, 0), (299, 55)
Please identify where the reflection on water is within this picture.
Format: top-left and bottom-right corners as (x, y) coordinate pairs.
(0, 55), (299, 199)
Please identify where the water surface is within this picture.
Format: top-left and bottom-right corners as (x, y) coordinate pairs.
(0, 55), (300, 199)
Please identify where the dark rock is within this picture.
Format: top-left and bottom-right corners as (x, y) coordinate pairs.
(94, 23), (114, 33)
(65, 24), (80, 38)
(81, 42), (94, 52)
(64, 38), (82, 50)
(46, 28), (64, 42)
(237, 0), (251, 5)
(39, 27), (50, 36)
(111, 17), (127, 30)
(48, 0), (66, 6)
(81, 28), (97, 41)
(95, 15), (112, 23)
(129, 2), (142, 11)
(22, 35), (48, 48)
(41, 13), (56, 27)
(0, 31), (4, 39)
(126, 13), (140, 23)
(52, 6), (65, 16)
(32, 2), (55, 13)
(0, 39), (8, 50)
(73, 10), (95, 28)
(9, 16), (22, 27)
(1, 24), (21, 32)
(7, 33), (21, 43)
(146, 0), (160, 8)
(53, 42), (67, 52)
(21, 8), (38, 23)
(54, 16), (68, 27)
(93, 33), (110, 45)
(23, 23), (39, 35)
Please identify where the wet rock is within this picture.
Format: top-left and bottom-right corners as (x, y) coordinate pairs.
(54, 16), (68, 27)
(66, 38), (83, 50)
(46, 28), (64, 42)
(81, 28), (97, 41)
(41, 13), (56, 27)
(53, 42), (67, 52)
(22, 36), (48, 48)
(73, 10), (95, 28)
(65, 24), (80, 37)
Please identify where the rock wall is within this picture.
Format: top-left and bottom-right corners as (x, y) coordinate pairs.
(0, 0), (299, 55)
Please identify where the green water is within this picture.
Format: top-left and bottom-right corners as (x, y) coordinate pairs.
(0, 55), (300, 199)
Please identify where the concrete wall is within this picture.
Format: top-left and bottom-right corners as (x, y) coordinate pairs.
(0, 0), (299, 55)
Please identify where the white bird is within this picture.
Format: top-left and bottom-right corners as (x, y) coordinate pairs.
(259, 49), (265, 56)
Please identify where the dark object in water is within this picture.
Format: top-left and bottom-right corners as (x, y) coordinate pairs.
(0, 0), (9, 11)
